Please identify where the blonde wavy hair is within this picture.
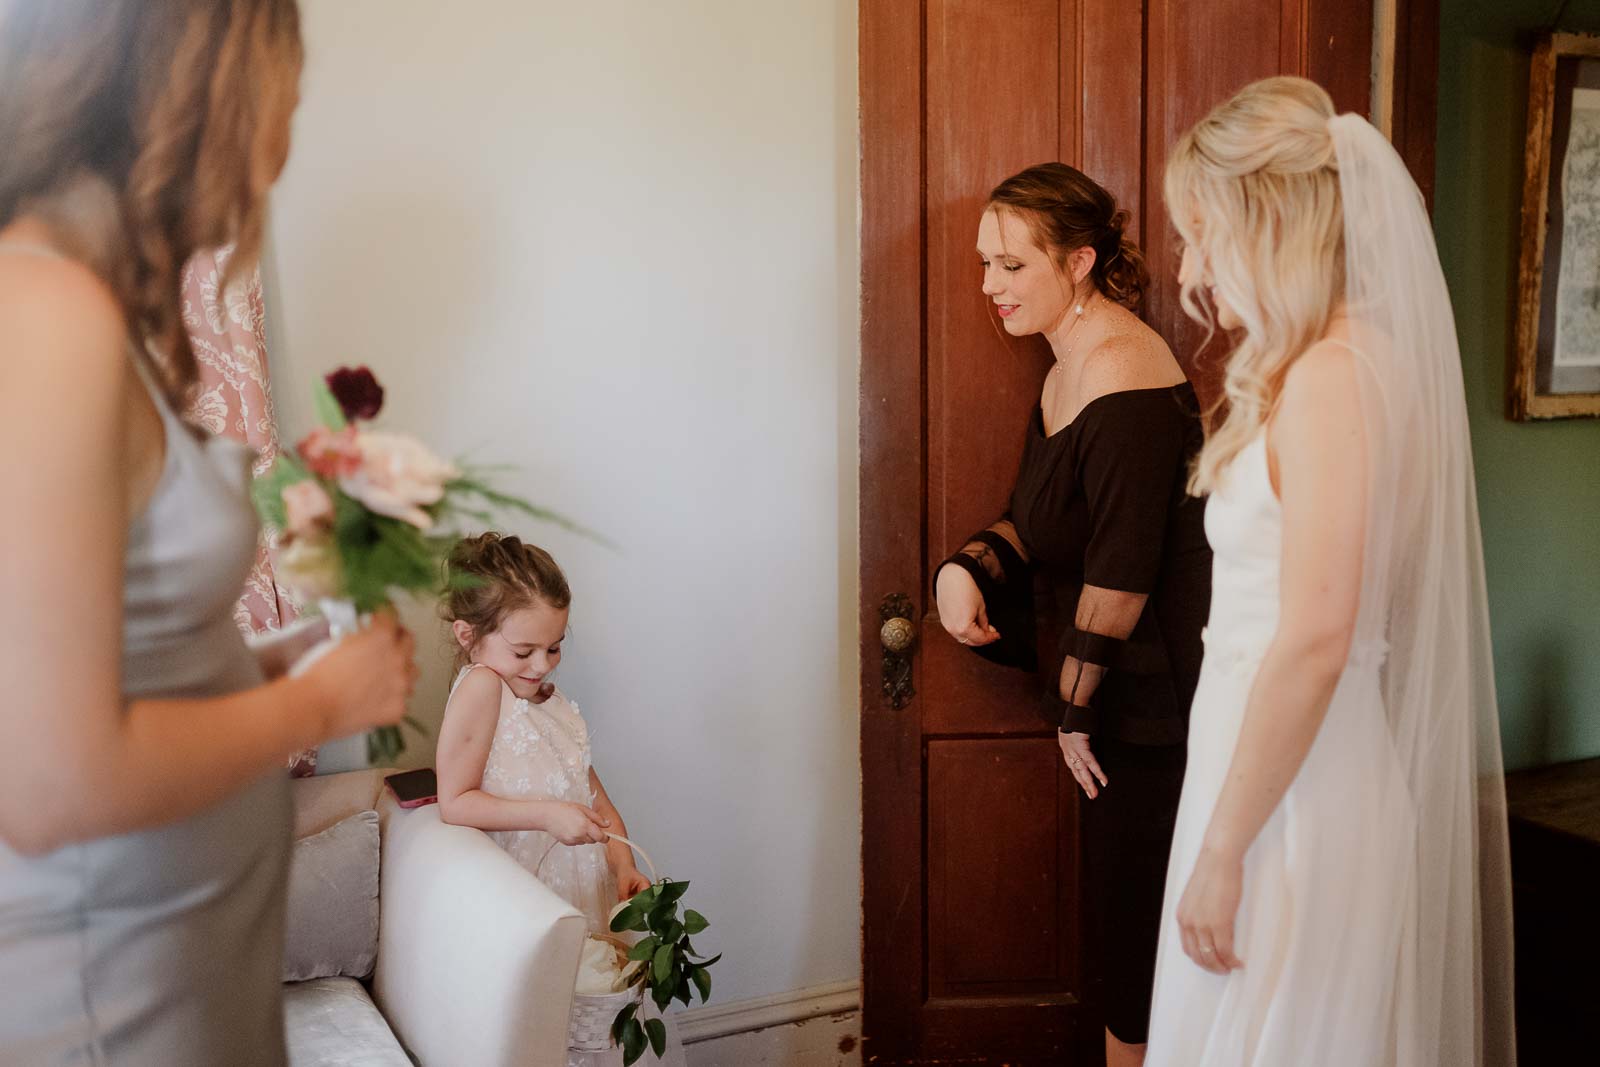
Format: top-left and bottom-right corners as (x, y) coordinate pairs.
(1164, 76), (1346, 495)
(0, 0), (304, 405)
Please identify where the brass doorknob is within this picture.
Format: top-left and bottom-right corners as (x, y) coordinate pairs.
(880, 616), (915, 653)
(879, 593), (915, 710)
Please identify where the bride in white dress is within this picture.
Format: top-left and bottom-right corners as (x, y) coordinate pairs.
(1144, 78), (1515, 1067)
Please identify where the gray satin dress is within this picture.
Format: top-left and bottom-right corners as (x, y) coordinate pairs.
(0, 242), (291, 1066)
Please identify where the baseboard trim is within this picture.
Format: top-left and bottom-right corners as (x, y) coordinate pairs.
(675, 980), (862, 1044)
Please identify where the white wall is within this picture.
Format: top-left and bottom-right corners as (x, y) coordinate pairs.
(265, 1), (861, 1003)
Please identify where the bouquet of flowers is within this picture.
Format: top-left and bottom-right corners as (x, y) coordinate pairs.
(252, 366), (576, 763)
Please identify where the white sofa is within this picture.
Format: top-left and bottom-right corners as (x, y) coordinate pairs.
(284, 770), (587, 1067)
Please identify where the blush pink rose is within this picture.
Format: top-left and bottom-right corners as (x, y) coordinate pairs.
(338, 432), (460, 529)
(282, 480), (335, 539)
(297, 426), (362, 479)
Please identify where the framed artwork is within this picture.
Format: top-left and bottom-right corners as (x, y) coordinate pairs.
(1513, 31), (1600, 420)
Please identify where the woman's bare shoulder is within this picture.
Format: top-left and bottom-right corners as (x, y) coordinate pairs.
(1078, 311), (1186, 401)
(0, 244), (126, 383)
(1281, 337), (1362, 419)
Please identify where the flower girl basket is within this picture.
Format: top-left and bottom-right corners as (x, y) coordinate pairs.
(566, 834), (656, 1053)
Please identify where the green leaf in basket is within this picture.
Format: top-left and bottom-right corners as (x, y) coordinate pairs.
(312, 378), (348, 431)
(627, 936), (659, 963)
(645, 1018), (666, 1058)
(693, 952), (723, 969)
(621, 1017), (647, 1066)
(652, 943), (674, 985)
(610, 901), (646, 934)
(673, 978), (693, 1007)
(656, 880), (690, 907)
(683, 909), (709, 935)
(690, 965), (712, 1003)
(651, 981), (674, 1012)
(661, 920), (684, 946)
(611, 1001), (637, 1046)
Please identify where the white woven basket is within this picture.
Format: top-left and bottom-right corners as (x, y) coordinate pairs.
(566, 835), (656, 1053)
(569, 975), (644, 1051)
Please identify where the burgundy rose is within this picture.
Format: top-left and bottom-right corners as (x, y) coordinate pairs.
(326, 365), (385, 422)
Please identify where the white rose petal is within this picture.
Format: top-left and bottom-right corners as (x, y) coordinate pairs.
(276, 537), (343, 600)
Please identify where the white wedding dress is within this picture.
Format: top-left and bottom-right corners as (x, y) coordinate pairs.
(1144, 427), (1413, 1066)
(1146, 109), (1514, 1067)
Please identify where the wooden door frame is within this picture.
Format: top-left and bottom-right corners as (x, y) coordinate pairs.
(1389, 0), (1442, 210)
(857, 1), (1439, 1060)
(859, 0), (925, 1056)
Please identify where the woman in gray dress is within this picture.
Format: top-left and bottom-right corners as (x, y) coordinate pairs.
(0, 3), (417, 1063)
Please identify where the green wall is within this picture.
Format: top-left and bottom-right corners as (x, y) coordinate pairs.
(1437, 0), (1600, 769)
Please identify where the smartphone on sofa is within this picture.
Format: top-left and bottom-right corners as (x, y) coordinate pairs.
(385, 768), (438, 809)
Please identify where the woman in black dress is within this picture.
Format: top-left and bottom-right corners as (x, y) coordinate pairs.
(934, 163), (1211, 1067)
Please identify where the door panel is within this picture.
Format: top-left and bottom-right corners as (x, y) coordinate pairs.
(927, 0), (1061, 563)
(927, 738), (1077, 999)
(920, 4), (1093, 1061)
(1143, 1), (1375, 393)
(1081, 0), (1147, 245)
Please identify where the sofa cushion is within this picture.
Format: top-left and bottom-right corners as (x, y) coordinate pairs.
(292, 768), (390, 839)
(284, 810), (380, 981)
(284, 976), (411, 1066)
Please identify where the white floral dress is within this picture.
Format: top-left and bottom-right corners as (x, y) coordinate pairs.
(450, 664), (618, 935)
(449, 665), (688, 1067)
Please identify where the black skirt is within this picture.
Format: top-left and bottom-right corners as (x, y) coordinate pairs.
(1080, 735), (1187, 1045)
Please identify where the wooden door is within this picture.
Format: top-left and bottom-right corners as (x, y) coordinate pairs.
(859, 3), (1435, 1064)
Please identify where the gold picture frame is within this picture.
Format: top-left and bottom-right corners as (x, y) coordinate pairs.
(1512, 31), (1600, 420)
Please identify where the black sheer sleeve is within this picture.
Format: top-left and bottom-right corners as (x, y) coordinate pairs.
(934, 518), (1037, 670)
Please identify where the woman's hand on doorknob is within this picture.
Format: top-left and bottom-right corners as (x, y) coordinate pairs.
(934, 565), (1000, 647)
